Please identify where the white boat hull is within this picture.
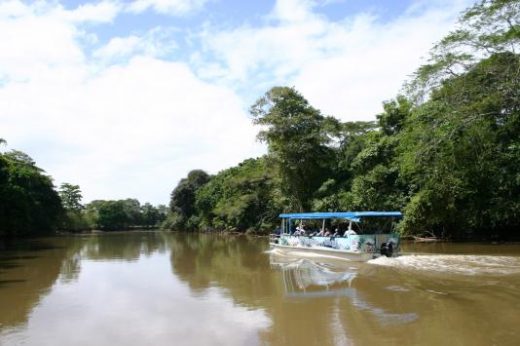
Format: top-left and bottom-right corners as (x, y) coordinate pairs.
(270, 243), (376, 261)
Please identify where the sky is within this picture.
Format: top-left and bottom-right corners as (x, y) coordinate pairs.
(0, 0), (474, 205)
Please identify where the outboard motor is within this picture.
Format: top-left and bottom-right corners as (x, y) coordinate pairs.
(380, 242), (394, 257)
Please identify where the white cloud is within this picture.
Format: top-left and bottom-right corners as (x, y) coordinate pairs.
(0, 0), (32, 18)
(271, 0), (315, 23)
(0, 1), (262, 204)
(127, 0), (210, 16)
(61, 1), (122, 23)
(0, 0), (121, 82)
(1, 53), (262, 203)
(93, 28), (177, 62)
(199, 0), (474, 120)
(93, 35), (143, 60)
(0, 0), (121, 22)
(0, 4), (84, 82)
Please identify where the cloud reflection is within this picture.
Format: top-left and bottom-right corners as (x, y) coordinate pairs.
(1, 253), (270, 346)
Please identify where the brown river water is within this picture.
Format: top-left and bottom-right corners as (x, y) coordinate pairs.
(1, 232), (520, 346)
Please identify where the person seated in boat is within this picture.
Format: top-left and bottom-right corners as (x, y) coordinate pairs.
(324, 228), (332, 237)
(294, 225), (305, 236)
(344, 229), (357, 237)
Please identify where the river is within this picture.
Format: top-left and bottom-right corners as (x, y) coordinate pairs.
(1, 232), (519, 345)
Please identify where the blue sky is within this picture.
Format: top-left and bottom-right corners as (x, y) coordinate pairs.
(0, 0), (473, 205)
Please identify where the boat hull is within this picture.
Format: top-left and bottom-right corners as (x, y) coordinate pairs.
(270, 243), (377, 261)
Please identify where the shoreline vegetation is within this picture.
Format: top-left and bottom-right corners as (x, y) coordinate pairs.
(1, 0), (519, 241)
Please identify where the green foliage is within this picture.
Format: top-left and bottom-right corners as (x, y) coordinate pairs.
(195, 157), (283, 232)
(408, 0), (519, 101)
(167, 170), (211, 231)
(0, 149), (63, 237)
(162, 157), (282, 233)
(97, 200), (131, 230)
(398, 52), (520, 238)
(61, 210), (93, 232)
(251, 87), (339, 211)
(141, 202), (166, 227)
(59, 183), (83, 211)
(57, 183), (91, 231)
(377, 96), (412, 136)
(332, 97), (411, 214)
(336, 121), (377, 179)
(83, 199), (164, 230)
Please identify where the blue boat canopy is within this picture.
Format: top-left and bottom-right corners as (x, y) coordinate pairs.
(279, 211), (402, 223)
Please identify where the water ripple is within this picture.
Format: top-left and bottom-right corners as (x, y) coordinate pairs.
(369, 254), (520, 275)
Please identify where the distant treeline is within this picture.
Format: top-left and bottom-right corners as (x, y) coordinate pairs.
(163, 0), (520, 240)
(0, 151), (167, 237)
(60, 189), (168, 232)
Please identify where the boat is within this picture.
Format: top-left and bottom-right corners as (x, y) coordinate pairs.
(270, 211), (402, 261)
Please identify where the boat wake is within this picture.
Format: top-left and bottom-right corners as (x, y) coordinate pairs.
(271, 256), (418, 324)
(277, 258), (357, 289)
(368, 254), (520, 276)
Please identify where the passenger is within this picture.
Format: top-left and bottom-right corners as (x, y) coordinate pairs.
(324, 229), (331, 237)
(317, 229), (325, 236)
(344, 229), (357, 237)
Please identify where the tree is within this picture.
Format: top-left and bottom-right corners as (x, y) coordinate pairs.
(59, 183), (83, 211)
(250, 86), (339, 211)
(57, 183), (94, 231)
(0, 150), (62, 236)
(166, 170), (210, 230)
(141, 202), (160, 227)
(170, 170), (210, 215)
(395, 0), (520, 238)
(408, 0), (519, 101)
(336, 98), (410, 213)
(399, 52), (520, 238)
(97, 200), (129, 230)
(122, 198), (142, 225)
(311, 121), (377, 211)
(195, 157), (282, 232)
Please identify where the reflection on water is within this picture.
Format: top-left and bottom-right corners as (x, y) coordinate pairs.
(1, 233), (520, 345)
(0, 233), (270, 346)
(271, 256), (357, 290)
(270, 250), (418, 326)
